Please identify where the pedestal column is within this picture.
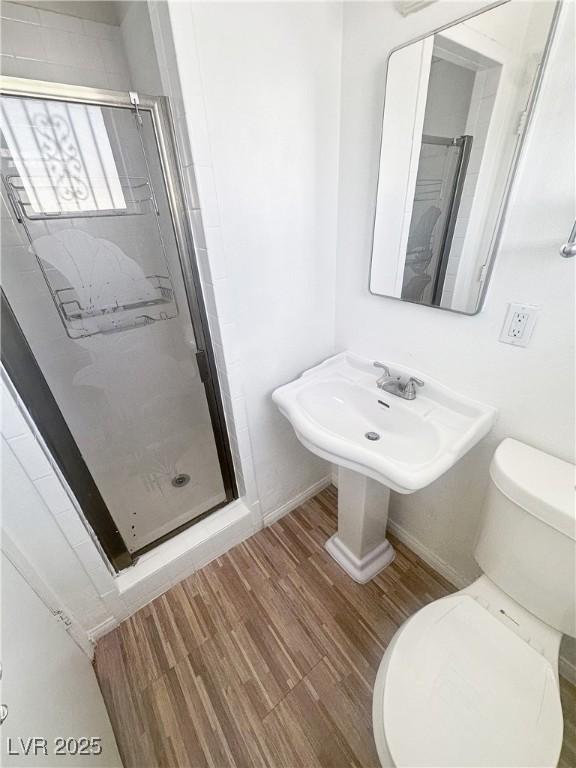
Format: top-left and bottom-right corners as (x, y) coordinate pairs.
(325, 467), (395, 582)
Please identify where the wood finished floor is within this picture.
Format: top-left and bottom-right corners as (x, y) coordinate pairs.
(95, 486), (576, 768)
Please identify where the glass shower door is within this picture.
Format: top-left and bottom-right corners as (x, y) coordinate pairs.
(402, 134), (472, 306)
(1, 87), (235, 562)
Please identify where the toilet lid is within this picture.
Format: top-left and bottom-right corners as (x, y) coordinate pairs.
(380, 595), (563, 767)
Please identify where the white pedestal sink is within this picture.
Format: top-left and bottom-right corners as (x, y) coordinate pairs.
(273, 353), (496, 583)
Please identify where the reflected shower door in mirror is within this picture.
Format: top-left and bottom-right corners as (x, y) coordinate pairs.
(1, 84), (236, 565)
(370, 1), (559, 314)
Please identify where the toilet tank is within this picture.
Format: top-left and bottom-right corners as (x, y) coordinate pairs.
(475, 438), (575, 637)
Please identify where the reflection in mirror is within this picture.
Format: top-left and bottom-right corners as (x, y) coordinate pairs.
(369, 1), (558, 314)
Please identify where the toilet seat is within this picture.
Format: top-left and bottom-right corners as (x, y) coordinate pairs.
(372, 594), (563, 767)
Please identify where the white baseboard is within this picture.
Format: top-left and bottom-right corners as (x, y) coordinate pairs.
(89, 616), (119, 642)
(263, 476), (331, 527)
(386, 518), (467, 589)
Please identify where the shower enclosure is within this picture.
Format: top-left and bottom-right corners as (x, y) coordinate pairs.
(1, 77), (236, 570)
(402, 133), (472, 306)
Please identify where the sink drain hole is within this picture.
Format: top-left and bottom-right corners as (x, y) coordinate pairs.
(365, 431), (380, 441)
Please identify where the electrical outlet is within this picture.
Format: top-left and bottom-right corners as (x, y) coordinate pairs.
(499, 303), (540, 347)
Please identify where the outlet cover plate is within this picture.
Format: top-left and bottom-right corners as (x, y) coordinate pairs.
(499, 303), (540, 347)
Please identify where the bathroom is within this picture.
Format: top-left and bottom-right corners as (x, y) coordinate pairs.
(0, 0), (574, 765)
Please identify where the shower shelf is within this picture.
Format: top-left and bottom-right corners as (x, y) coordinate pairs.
(55, 274), (175, 322)
(5, 175), (156, 221)
(71, 311), (174, 337)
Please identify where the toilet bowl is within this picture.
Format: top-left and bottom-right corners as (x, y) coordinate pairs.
(372, 439), (575, 767)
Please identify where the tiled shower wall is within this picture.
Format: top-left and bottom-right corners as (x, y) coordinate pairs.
(164, 1), (341, 520)
(0, 1), (260, 635)
(146, 0), (262, 518)
(0, 1), (130, 90)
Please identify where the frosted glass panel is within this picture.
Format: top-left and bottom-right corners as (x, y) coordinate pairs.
(1, 96), (227, 553)
(402, 140), (462, 305)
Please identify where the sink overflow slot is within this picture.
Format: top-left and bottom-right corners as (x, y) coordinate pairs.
(378, 400), (390, 408)
(365, 431), (380, 441)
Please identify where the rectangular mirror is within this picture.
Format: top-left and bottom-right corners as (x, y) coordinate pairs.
(369, 1), (559, 313)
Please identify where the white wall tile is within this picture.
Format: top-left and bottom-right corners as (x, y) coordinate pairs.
(0, 54), (18, 76)
(1, 385), (28, 439)
(0, 2), (39, 24)
(54, 508), (90, 548)
(202, 226), (228, 281)
(71, 538), (105, 572)
(5, 19), (45, 59)
(202, 280), (218, 321)
(98, 36), (129, 75)
(222, 360), (244, 401)
(195, 247), (212, 284)
(82, 20), (117, 40)
(227, 394), (248, 432)
(207, 278), (235, 325)
(100, 590), (127, 619)
(8, 433), (52, 479)
(174, 116), (194, 167)
(40, 27), (77, 66)
(34, 474), (72, 515)
(105, 71), (132, 91)
(218, 322), (240, 365)
(193, 165), (220, 227)
(183, 165), (201, 209)
(72, 34), (105, 71)
(1, 21), (14, 55)
(38, 9), (82, 33)
(167, 2), (212, 166)
(189, 209), (206, 249)
(3, 7), (128, 94)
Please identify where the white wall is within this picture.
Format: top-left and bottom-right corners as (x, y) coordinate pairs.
(168, 1), (342, 519)
(1, 553), (121, 767)
(336, 0), (574, 666)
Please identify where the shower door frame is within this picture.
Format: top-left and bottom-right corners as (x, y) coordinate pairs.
(417, 133), (473, 307)
(0, 76), (238, 570)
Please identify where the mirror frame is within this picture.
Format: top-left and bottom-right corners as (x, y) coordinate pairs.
(368, 0), (562, 315)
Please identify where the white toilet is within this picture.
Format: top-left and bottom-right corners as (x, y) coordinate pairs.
(372, 438), (575, 767)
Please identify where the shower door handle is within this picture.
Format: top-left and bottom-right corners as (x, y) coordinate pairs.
(559, 221), (576, 258)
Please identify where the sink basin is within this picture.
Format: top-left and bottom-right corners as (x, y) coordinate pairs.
(273, 352), (496, 494)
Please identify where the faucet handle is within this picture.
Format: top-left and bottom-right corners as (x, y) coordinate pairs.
(403, 376), (424, 396)
(374, 361), (391, 376)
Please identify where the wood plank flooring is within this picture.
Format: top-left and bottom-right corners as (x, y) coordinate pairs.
(95, 486), (576, 768)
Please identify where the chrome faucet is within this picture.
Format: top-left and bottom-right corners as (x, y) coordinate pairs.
(373, 362), (424, 401)
(374, 362), (398, 388)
